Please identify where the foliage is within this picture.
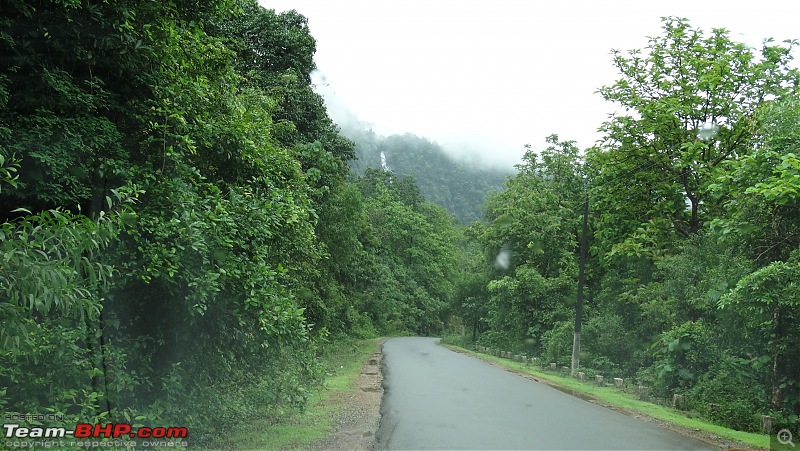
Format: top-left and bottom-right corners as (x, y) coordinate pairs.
(710, 96), (800, 263)
(0, 0), (402, 445)
(540, 321), (574, 367)
(6, 4), (800, 441)
(0, 195), (134, 352)
(474, 135), (584, 350)
(453, 18), (800, 434)
(581, 313), (637, 375)
(688, 360), (768, 432)
(591, 17), (799, 259)
(647, 320), (721, 396)
(719, 260), (800, 413)
(710, 96), (800, 414)
(352, 169), (461, 335)
(451, 243), (492, 341)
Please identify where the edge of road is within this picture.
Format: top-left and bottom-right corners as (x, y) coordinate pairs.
(310, 338), (386, 451)
(442, 342), (767, 451)
(228, 338), (383, 450)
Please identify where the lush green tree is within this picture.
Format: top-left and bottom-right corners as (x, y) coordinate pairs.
(476, 135), (585, 351)
(451, 233), (493, 341)
(453, 17), (800, 434)
(209, 1), (354, 166)
(0, 0), (343, 443)
(353, 170), (460, 335)
(710, 96), (800, 263)
(592, 17), (799, 259)
(720, 261), (800, 413)
(576, 21), (800, 429)
(711, 96), (800, 417)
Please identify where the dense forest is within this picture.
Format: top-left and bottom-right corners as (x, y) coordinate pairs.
(1, 0), (799, 446)
(0, 1), (463, 446)
(343, 126), (510, 223)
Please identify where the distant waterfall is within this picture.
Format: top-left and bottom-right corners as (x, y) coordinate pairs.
(380, 151), (391, 171)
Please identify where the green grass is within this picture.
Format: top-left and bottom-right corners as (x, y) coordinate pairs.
(228, 338), (380, 451)
(445, 344), (770, 450)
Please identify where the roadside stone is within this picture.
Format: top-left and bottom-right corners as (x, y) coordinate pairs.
(673, 394), (685, 410)
(637, 386), (650, 401)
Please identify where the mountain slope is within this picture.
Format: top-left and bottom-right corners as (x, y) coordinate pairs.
(344, 127), (511, 223)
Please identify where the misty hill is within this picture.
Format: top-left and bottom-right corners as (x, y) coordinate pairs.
(344, 127), (511, 223)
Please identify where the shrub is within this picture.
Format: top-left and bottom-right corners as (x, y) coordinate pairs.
(540, 321), (573, 367)
(582, 313), (639, 375)
(647, 320), (720, 397)
(688, 360), (768, 432)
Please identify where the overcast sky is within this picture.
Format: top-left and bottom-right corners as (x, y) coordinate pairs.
(261, 0), (799, 168)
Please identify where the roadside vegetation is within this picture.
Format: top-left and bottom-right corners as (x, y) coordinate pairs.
(0, 1), (460, 448)
(448, 18), (800, 437)
(2, 1), (799, 447)
(445, 343), (770, 449)
(228, 338), (380, 450)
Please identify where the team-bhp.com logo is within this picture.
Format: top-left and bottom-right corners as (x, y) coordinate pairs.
(4, 422), (187, 440)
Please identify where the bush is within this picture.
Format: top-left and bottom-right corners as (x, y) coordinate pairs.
(582, 313), (639, 375)
(688, 360), (768, 432)
(584, 355), (621, 377)
(647, 320), (720, 397)
(540, 321), (573, 367)
(343, 305), (377, 339)
(440, 334), (475, 349)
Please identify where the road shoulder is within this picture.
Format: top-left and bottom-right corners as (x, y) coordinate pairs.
(443, 343), (763, 451)
(310, 339), (385, 451)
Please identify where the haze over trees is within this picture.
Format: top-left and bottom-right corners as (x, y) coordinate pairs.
(343, 125), (510, 223)
(1, 2), (799, 445)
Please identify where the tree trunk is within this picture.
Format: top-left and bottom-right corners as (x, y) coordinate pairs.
(571, 331), (581, 376)
(772, 307), (784, 410)
(572, 196), (588, 375)
(472, 317), (478, 342)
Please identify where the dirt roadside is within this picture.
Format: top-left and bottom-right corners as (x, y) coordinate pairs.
(310, 339), (385, 451)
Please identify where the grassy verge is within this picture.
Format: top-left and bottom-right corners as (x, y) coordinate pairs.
(229, 338), (380, 451)
(444, 344), (769, 450)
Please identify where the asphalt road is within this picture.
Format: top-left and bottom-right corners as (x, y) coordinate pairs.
(374, 337), (710, 450)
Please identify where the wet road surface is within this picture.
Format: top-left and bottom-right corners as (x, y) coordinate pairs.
(375, 337), (710, 450)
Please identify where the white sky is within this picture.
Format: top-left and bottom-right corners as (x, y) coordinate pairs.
(261, 0), (800, 168)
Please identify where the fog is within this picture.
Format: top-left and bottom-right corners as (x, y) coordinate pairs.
(264, 0), (799, 169)
(313, 71), (520, 169)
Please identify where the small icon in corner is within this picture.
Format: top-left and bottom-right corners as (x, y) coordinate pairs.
(777, 429), (795, 448)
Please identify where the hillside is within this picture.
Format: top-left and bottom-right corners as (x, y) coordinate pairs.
(343, 126), (511, 223)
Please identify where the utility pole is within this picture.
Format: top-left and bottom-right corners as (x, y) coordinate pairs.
(571, 194), (589, 375)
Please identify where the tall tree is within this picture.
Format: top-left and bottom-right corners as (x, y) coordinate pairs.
(592, 17), (799, 258)
(713, 96), (800, 412)
(478, 135), (585, 350)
